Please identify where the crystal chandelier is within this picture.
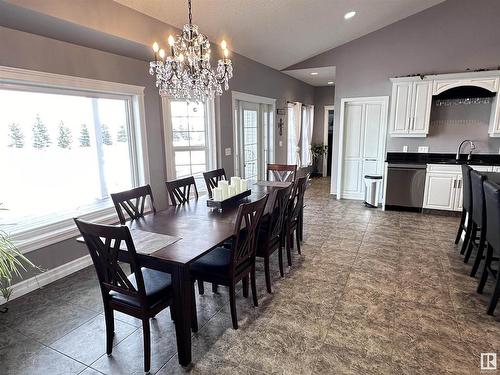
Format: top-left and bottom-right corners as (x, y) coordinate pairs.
(149, 0), (233, 102)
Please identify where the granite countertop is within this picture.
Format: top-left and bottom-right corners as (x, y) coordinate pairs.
(386, 152), (500, 166)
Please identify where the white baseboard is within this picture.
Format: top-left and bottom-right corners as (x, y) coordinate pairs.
(1, 255), (93, 305)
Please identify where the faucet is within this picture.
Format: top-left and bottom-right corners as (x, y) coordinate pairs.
(456, 140), (476, 161)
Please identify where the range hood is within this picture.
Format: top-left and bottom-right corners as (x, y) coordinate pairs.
(434, 85), (495, 100)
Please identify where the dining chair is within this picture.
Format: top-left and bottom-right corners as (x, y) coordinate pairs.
(464, 170), (487, 276)
(267, 163), (297, 182)
(166, 176), (198, 205)
(111, 185), (156, 225)
(477, 180), (500, 315)
(285, 176), (308, 267)
(74, 218), (197, 373)
(190, 195), (268, 329)
(256, 184), (293, 293)
(203, 168), (227, 198)
(456, 165), (473, 254)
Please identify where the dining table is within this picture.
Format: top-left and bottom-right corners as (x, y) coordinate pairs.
(79, 182), (290, 366)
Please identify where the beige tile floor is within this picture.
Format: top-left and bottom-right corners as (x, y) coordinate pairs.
(2, 177), (500, 374)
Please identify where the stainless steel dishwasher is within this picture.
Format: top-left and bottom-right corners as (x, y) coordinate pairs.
(385, 163), (427, 211)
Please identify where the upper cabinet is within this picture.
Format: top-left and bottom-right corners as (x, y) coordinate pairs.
(388, 71), (500, 138)
(389, 79), (432, 137)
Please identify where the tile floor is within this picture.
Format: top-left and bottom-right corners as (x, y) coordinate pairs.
(1, 177), (500, 374)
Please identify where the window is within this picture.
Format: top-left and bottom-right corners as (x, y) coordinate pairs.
(0, 67), (148, 252)
(164, 98), (216, 192)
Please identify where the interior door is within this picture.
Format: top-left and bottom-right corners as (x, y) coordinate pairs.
(341, 103), (364, 198)
(239, 101), (261, 181)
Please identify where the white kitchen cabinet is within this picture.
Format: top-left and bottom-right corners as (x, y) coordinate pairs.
(389, 79), (432, 137)
(490, 96), (500, 137)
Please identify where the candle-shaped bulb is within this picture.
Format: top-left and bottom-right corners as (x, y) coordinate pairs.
(221, 40), (227, 50)
(159, 49), (165, 59)
(168, 35), (175, 47)
(152, 42), (159, 53)
(223, 48), (229, 58)
(178, 53), (184, 62)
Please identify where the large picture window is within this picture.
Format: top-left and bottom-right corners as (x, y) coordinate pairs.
(0, 67), (148, 251)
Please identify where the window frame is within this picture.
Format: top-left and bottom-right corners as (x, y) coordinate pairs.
(0, 66), (150, 254)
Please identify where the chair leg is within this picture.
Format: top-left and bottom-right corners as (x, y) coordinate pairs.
(104, 306), (114, 355)
(251, 267), (258, 307)
(142, 318), (151, 373)
(488, 269), (500, 315)
(212, 283), (219, 293)
(464, 223), (478, 264)
(478, 244), (493, 294)
(229, 283), (238, 330)
(242, 276), (249, 298)
(264, 255), (272, 293)
(169, 306), (175, 321)
(286, 227), (292, 267)
(278, 246), (284, 277)
(455, 209), (466, 244)
(460, 216), (473, 255)
(197, 279), (204, 295)
(296, 227), (301, 255)
(470, 230), (486, 277)
(191, 283), (198, 333)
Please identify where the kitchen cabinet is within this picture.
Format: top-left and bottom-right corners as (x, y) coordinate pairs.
(389, 79), (432, 137)
(423, 164), (497, 211)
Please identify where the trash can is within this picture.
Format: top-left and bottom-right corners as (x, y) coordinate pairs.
(364, 175), (383, 208)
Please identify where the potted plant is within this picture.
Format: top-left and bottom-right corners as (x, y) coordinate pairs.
(310, 143), (328, 177)
(0, 205), (38, 313)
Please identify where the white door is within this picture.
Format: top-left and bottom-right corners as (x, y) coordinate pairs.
(390, 82), (412, 135)
(423, 173), (457, 211)
(239, 101), (261, 181)
(410, 81), (432, 134)
(339, 97), (388, 200)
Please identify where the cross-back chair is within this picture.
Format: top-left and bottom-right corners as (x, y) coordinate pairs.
(166, 176), (199, 205)
(190, 195), (268, 329)
(203, 168), (227, 198)
(285, 176), (308, 266)
(74, 218), (197, 373)
(267, 163), (297, 182)
(111, 185), (156, 225)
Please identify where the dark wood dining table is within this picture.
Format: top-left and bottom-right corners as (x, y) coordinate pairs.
(96, 183), (288, 366)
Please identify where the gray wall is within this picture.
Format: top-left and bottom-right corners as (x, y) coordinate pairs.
(286, 0), (500, 189)
(0, 1), (313, 280)
(312, 86), (335, 144)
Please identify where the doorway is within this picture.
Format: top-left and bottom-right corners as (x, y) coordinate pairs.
(232, 92), (276, 181)
(337, 96), (388, 200)
(323, 105), (334, 176)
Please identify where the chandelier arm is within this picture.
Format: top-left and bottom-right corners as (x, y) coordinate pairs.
(188, 0), (192, 26)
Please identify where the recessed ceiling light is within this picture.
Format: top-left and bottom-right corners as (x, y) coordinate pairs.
(344, 11), (356, 20)
(310, 72), (319, 75)
(327, 81), (334, 85)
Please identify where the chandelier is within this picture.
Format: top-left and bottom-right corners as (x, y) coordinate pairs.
(149, 0), (233, 102)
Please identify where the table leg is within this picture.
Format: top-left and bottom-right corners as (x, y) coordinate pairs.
(172, 264), (192, 366)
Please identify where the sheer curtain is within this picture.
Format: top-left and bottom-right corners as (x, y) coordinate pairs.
(301, 105), (314, 166)
(287, 102), (302, 165)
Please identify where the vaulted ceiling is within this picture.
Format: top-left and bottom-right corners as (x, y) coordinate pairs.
(114, 0), (444, 70)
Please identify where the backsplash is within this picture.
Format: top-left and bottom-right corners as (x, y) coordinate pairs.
(387, 100), (500, 154)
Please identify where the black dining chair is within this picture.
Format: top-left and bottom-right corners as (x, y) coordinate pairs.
(190, 195), (268, 329)
(166, 176), (198, 205)
(456, 165), (473, 254)
(256, 184), (293, 293)
(111, 185), (156, 225)
(74, 218), (197, 373)
(203, 168), (227, 198)
(464, 170), (487, 276)
(477, 180), (500, 315)
(267, 163), (297, 182)
(285, 176), (308, 267)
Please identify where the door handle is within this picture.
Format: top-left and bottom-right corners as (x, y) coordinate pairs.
(453, 179), (457, 188)
(364, 158), (377, 161)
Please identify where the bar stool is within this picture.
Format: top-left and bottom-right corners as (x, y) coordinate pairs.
(464, 170), (487, 277)
(456, 165), (473, 254)
(477, 180), (500, 315)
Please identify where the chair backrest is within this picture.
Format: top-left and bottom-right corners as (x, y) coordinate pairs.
(111, 185), (156, 225)
(266, 184), (294, 243)
(166, 176), (198, 205)
(267, 163), (297, 182)
(289, 176), (308, 223)
(230, 195), (268, 275)
(470, 170), (486, 226)
(461, 165), (473, 212)
(203, 168), (227, 198)
(74, 218), (147, 305)
(483, 180), (500, 251)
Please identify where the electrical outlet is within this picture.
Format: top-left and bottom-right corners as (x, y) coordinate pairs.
(418, 146), (429, 153)
(403, 145), (408, 152)
(225, 148), (231, 156)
